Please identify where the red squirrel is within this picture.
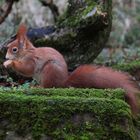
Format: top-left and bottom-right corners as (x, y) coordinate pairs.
(3, 24), (139, 114)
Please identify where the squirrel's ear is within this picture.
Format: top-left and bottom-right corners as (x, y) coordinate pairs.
(17, 24), (27, 48)
(17, 24), (27, 37)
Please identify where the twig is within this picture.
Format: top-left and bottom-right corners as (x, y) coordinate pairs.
(0, 0), (15, 24)
(39, 0), (59, 22)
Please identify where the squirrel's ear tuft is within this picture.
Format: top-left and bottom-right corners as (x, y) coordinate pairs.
(17, 24), (27, 36)
(17, 24), (27, 48)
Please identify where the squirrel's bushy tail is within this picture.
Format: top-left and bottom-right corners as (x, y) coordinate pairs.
(122, 83), (139, 114)
(65, 65), (139, 114)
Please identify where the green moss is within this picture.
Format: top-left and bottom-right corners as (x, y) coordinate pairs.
(0, 88), (137, 140)
(0, 88), (125, 100)
(112, 60), (140, 72)
(57, 1), (102, 28)
(34, 30), (78, 58)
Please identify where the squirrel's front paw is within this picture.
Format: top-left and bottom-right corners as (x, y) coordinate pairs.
(3, 60), (13, 68)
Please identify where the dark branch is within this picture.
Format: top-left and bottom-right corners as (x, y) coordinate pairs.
(0, 0), (15, 24)
(39, 0), (59, 22)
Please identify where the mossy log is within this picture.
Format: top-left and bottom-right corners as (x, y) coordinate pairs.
(0, 88), (137, 140)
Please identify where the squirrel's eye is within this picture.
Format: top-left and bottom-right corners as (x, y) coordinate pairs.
(12, 47), (18, 53)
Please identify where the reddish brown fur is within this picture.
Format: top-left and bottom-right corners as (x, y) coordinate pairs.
(41, 62), (68, 88)
(3, 24), (139, 115)
(65, 65), (139, 114)
(4, 24), (68, 88)
(17, 24), (27, 43)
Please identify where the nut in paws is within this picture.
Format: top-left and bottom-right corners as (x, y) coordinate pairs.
(3, 60), (13, 68)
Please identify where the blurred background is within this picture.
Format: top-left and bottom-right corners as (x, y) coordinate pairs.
(96, 0), (140, 65)
(0, 0), (140, 65)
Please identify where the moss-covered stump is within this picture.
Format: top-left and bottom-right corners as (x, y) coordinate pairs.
(0, 88), (137, 140)
(35, 0), (112, 68)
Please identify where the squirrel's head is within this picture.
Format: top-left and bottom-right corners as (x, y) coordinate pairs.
(5, 24), (34, 60)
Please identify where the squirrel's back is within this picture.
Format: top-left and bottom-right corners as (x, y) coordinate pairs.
(33, 47), (68, 88)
